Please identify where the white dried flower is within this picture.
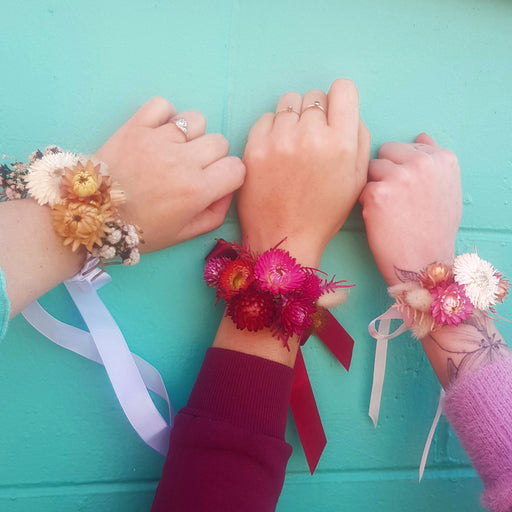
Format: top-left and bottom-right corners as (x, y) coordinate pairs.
(26, 151), (82, 206)
(123, 248), (140, 266)
(99, 244), (117, 260)
(453, 252), (500, 310)
(107, 229), (122, 244)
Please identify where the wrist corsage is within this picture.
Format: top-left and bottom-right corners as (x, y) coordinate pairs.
(2, 146), (142, 267)
(204, 239), (351, 347)
(390, 252), (509, 338)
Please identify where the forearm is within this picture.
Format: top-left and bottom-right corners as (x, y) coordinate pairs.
(420, 311), (511, 389)
(0, 199), (84, 317)
(151, 348), (294, 512)
(421, 315), (512, 512)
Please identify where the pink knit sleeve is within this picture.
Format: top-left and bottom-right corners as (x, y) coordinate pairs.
(444, 356), (512, 512)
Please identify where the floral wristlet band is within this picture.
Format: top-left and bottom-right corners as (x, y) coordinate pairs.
(368, 251), (509, 478)
(204, 239), (351, 347)
(1, 146), (142, 267)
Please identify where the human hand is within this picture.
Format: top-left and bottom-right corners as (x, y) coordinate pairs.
(95, 97), (245, 253)
(238, 78), (370, 267)
(359, 133), (462, 286)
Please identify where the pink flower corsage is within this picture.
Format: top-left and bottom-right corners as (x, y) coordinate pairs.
(204, 239), (352, 347)
(390, 252), (509, 338)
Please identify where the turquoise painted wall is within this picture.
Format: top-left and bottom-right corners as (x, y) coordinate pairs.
(1, 0), (511, 510)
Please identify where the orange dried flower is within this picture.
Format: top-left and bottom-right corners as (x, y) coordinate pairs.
(51, 199), (116, 252)
(61, 160), (103, 200)
(418, 263), (452, 289)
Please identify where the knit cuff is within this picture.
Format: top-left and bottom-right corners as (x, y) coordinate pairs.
(184, 347), (295, 440)
(0, 265), (10, 341)
(444, 355), (512, 512)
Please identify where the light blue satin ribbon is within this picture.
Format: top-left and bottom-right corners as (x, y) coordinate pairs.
(22, 260), (173, 456)
(0, 265), (10, 341)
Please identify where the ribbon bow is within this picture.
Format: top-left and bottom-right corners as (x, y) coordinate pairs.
(207, 240), (355, 474)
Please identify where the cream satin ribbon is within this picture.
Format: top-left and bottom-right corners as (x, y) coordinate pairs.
(22, 260), (173, 456)
(368, 305), (444, 481)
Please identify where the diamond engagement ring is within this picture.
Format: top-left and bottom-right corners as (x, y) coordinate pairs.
(302, 101), (326, 114)
(173, 118), (189, 140)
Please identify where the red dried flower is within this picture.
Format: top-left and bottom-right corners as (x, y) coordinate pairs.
(218, 258), (254, 298)
(227, 287), (275, 332)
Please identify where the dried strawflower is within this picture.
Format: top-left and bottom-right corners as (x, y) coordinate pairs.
(418, 263), (452, 289)
(254, 248), (305, 294)
(430, 281), (473, 326)
(495, 274), (510, 303)
(26, 151), (82, 206)
(204, 257), (232, 287)
(453, 252), (500, 310)
(219, 259), (254, 298)
(227, 287), (275, 331)
(276, 294), (315, 342)
(61, 161), (102, 199)
(51, 200), (115, 252)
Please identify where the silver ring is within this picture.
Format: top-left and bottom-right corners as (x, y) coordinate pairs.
(173, 117), (189, 140)
(302, 100), (326, 114)
(275, 105), (300, 117)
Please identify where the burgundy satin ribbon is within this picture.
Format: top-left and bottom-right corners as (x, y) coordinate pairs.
(206, 240), (355, 474)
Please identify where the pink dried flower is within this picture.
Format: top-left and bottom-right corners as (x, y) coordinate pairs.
(203, 256), (232, 287)
(430, 281), (473, 326)
(275, 294), (315, 343)
(254, 248), (305, 294)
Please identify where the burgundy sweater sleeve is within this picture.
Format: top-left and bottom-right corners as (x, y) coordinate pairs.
(151, 347), (295, 512)
(444, 356), (512, 512)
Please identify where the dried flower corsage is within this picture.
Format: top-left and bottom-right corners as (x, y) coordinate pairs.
(204, 239), (351, 347)
(2, 146), (142, 267)
(390, 252), (509, 338)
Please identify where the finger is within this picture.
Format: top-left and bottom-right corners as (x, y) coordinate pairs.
(300, 89), (328, 125)
(356, 117), (371, 180)
(159, 110), (207, 142)
(177, 193), (234, 242)
(247, 112), (274, 144)
(367, 157), (398, 182)
(273, 91), (302, 131)
(377, 141), (417, 164)
(415, 132), (439, 147)
(130, 97), (178, 128)
(186, 133), (230, 167)
(359, 180), (381, 208)
(327, 78), (360, 147)
(201, 156), (246, 204)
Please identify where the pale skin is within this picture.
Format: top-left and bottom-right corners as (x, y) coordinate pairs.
(0, 97), (245, 317)
(213, 78), (371, 368)
(360, 133), (510, 388)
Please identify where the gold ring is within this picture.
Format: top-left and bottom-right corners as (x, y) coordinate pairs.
(302, 101), (326, 114)
(275, 105), (300, 117)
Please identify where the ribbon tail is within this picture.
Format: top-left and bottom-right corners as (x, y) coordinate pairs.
(290, 349), (327, 474)
(64, 279), (171, 455)
(368, 307), (409, 427)
(368, 332), (388, 427)
(419, 388), (445, 481)
(316, 310), (354, 371)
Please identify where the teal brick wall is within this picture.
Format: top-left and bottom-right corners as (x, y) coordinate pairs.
(1, 1), (510, 510)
